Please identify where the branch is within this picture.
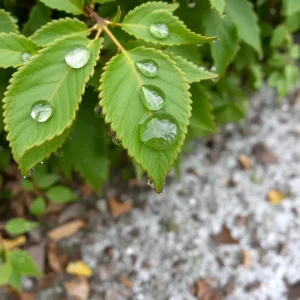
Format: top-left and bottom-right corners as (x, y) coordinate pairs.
(84, 5), (106, 27)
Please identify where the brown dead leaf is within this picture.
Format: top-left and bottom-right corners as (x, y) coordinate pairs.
(194, 279), (222, 300)
(58, 203), (83, 224)
(212, 226), (238, 245)
(46, 202), (65, 214)
(21, 292), (36, 300)
(3, 235), (26, 250)
(48, 219), (85, 241)
(26, 241), (45, 273)
(267, 189), (285, 205)
(108, 196), (132, 217)
(64, 277), (90, 300)
(237, 155), (252, 170)
(119, 276), (133, 288)
(252, 142), (279, 164)
(80, 183), (95, 198)
(242, 249), (251, 268)
(47, 242), (67, 273)
(66, 261), (93, 278)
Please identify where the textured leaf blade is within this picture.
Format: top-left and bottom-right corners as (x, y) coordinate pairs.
(225, 0), (262, 56)
(284, 0), (300, 16)
(122, 4), (216, 46)
(0, 263), (12, 285)
(39, 0), (84, 15)
(46, 186), (77, 203)
(100, 47), (191, 192)
(3, 36), (103, 174)
(0, 9), (19, 33)
(31, 18), (89, 47)
(166, 51), (218, 83)
(0, 33), (39, 68)
(5, 218), (38, 235)
(209, 0), (225, 15)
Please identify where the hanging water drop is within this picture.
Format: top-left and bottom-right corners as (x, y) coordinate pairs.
(149, 24), (169, 40)
(140, 85), (165, 111)
(186, 0), (196, 8)
(94, 104), (104, 118)
(65, 45), (91, 69)
(30, 100), (53, 123)
(148, 178), (155, 189)
(199, 66), (206, 71)
(112, 135), (121, 145)
(21, 52), (31, 62)
(140, 113), (179, 150)
(213, 38), (220, 43)
(210, 66), (217, 72)
(136, 60), (159, 78)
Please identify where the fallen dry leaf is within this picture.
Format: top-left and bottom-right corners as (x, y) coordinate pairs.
(242, 249), (251, 268)
(252, 142), (279, 164)
(66, 261), (93, 278)
(80, 182), (95, 198)
(212, 226), (238, 244)
(119, 276), (133, 288)
(48, 219), (85, 241)
(47, 242), (67, 273)
(46, 202), (65, 214)
(108, 196), (132, 217)
(267, 189), (285, 205)
(194, 278), (222, 300)
(2, 235), (26, 250)
(21, 292), (36, 300)
(26, 241), (45, 273)
(237, 155), (252, 170)
(64, 277), (90, 300)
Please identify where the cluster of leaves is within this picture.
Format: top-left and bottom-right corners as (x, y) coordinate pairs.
(0, 0), (299, 192)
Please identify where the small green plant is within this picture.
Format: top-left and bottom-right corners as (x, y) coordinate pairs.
(0, 0), (299, 194)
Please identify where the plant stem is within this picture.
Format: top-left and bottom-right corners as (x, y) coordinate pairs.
(102, 26), (125, 53)
(84, 5), (106, 27)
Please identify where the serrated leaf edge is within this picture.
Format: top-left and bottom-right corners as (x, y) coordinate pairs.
(2, 36), (103, 167)
(99, 46), (192, 192)
(30, 17), (89, 46)
(0, 9), (19, 34)
(38, 0), (83, 15)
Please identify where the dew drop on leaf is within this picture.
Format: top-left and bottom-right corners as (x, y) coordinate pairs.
(65, 45), (91, 69)
(140, 113), (179, 150)
(94, 104), (104, 118)
(149, 24), (169, 40)
(210, 65), (217, 72)
(136, 60), (159, 77)
(186, 0), (196, 8)
(112, 135), (121, 145)
(213, 38), (220, 43)
(30, 100), (53, 123)
(148, 178), (155, 189)
(140, 85), (165, 111)
(21, 52), (31, 62)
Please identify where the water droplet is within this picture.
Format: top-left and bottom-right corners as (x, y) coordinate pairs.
(148, 178), (155, 189)
(186, 0), (196, 8)
(21, 52), (31, 62)
(30, 100), (53, 123)
(23, 176), (27, 179)
(213, 38), (220, 43)
(94, 104), (104, 118)
(112, 135), (121, 145)
(136, 60), (159, 78)
(39, 161), (44, 165)
(65, 45), (91, 69)
(199, 66), (206, 71)
(140, 85), (165, 111)
(140, 113), (179, 150)
(149, 24), (169, 40)
(210, 66), (217, 72)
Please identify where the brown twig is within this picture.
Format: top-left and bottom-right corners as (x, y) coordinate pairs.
(84, 5), (106, 27)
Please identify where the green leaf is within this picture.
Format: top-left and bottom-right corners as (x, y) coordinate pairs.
(0, 263), (12, 285)
(3, 36), (103, 175)
(30, 197), (46, 216)
(270, 24), (287, 48)
(38, 0), (84, 15)
(8, 249), (41, 276)
(112, 5), (122, 25)
(22, 2), (51, 37)
(8, 273), (21, 291)
(0, 33), (39, 68)
(100, 47), (191, 192)
(94, 0), (116, 3)
(122, 2), (216, 46)
(32, 170), (60, 189)
(285, 64), (298, 87)
(284, 0), (300, 16)
(225, 0), (262, 56)
(166, 51), (218, 83)
(21, 178), (35, 191)
(31, 18), (89, 47)
(209, 0), (225, 16)
(204, 11), (239, 75)
(58, 88), (109, 189)
(188, 84), (216, 138)
(0, 9), (19, 33)
(46, 185), (77, 203)
(5, 218), (38, 235)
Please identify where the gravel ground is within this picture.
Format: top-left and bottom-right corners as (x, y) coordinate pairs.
(3, 86), (300, 300)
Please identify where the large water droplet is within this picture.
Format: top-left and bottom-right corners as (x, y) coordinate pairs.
(140, 85), (165, 111)
(21, 52), (31, 62)
(94, 104), (104, 118)
(136, 60), (158, 78)
(149, 24), (169, 40)
(140, 113), (179, 150)
(30, 100), (53, 123)
(148, 178), (155, 189)
(65, 45), (91, 69)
